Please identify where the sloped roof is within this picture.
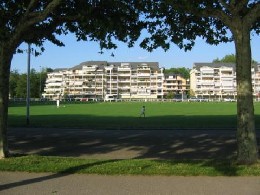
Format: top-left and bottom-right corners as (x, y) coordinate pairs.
(193, 62), (236, 70)
(109, 62), (159, 70)
(53, 68), (68, 72)
(70, 61), (108, 70)
(68, 61), (160, 71)
(193, 62), (260, 71)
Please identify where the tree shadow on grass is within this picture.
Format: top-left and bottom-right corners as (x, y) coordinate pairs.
(8, 114), (239, 129)
(6, 114), (260, 180)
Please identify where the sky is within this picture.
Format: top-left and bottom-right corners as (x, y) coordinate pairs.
(11, 32), (260, 73)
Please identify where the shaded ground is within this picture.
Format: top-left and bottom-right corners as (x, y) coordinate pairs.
(8, 128), (260, 159)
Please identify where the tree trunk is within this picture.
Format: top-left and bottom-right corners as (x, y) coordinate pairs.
(233, 25), (259, 164)
(0, 43), (13, 158)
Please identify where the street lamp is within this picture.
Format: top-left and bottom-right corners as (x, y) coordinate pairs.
(39, 65), (42, 98)
(26, 43), (31, 125)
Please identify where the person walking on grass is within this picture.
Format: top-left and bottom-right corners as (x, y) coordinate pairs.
(140, 105), (146, 118)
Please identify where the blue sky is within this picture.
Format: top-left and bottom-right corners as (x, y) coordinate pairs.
(11, 32), (260, 73)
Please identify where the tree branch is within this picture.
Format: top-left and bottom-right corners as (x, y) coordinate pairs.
(199, 7), (232, 27)
(232, 0), (249, 13)
(24, 0), (39, 17)
(24, 0), (62, 27)
(12, 0), (62, 45)
(219, 0), (230, 12)
(245, 2), (260, 26)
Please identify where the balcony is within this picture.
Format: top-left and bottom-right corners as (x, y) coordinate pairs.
(46, 82), (62, 87)
(118, 86), (130, 89)
(117, 73), (131, 76)
(201, 74), (214, 78)
(137, 73), (150, 77)
(46, 78), (63, 83)
(106, 80), (118, 83)
(118, 80), (131, 83)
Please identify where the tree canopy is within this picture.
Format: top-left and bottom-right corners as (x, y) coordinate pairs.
(0, 1), (143, 52)
(138, 1), (259, 51)
(0, 0), (259, 164)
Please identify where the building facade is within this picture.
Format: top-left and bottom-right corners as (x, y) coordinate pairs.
(164, 73), (189, 99)
(43, 61), (189, 100)
(190, 63), (260, 100)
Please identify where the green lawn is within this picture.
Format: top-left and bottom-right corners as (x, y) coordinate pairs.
(6, 102), (260, 175)
(8, 101), (260, 129)
(0, 155), (259, 176)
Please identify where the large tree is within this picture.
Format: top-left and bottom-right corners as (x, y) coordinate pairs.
(139, 0), (259, 164)
(0, 0), (142, 158)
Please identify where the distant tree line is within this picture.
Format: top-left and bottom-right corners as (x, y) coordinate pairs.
(213, 54), (258, 64)
(164, 67), (190, 79)
(9, 68), (53, 99)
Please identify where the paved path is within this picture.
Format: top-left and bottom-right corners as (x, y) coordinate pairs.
(1, 172), (260, 195)
(9, 128), (260, 160)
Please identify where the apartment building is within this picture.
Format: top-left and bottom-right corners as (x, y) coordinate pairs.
(190, 63), (260, 99)
(164, 74), (189, 98)
(43, 61), (166, 100)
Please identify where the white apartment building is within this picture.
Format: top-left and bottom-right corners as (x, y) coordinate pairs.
(190, 63), (260, 100)
(164, 74), (189, 98)
(43, 61), (166, 100)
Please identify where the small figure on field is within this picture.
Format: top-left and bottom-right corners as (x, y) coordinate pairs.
(140, 106), (145, 118)
(56, 99), (60, 108)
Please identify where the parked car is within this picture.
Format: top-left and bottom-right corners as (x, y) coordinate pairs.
(199, 98), (209, 102)
(223, 98), (236, 102)
(104, 95), (116, 102)
(188, 97), (200, 102)
(173, 98), (183, 102)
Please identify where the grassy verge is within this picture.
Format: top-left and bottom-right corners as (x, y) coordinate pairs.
(0, 155), (259, 176)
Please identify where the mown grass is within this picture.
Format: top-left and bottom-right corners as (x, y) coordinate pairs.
(0, 155), (259, 176)
(7, 101), (248, 129)
(6, 102), (260, 176)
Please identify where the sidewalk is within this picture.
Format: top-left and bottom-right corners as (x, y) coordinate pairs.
(1, 172), (260, 195)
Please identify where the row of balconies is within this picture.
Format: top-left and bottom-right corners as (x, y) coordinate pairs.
(47, 75), (164, 81)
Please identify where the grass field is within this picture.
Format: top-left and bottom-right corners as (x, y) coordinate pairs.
(0, 155), (259, 176)
(6, 102), (260, 175)
(8, 101), (260, 129)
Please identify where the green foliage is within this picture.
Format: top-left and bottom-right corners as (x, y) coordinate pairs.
(1, 1), (143, 53)
(138, 1), (259, 51)
(165, 91), (174, 99)
(164, 67), (190, 79)
(0, 155), (259, 176)
(9, 69), (48, 98)
(15, 74), (27, 98)
(9, 70), (19, 98)
(213, 54), (258, 64)
(213, 54), (236, 63)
